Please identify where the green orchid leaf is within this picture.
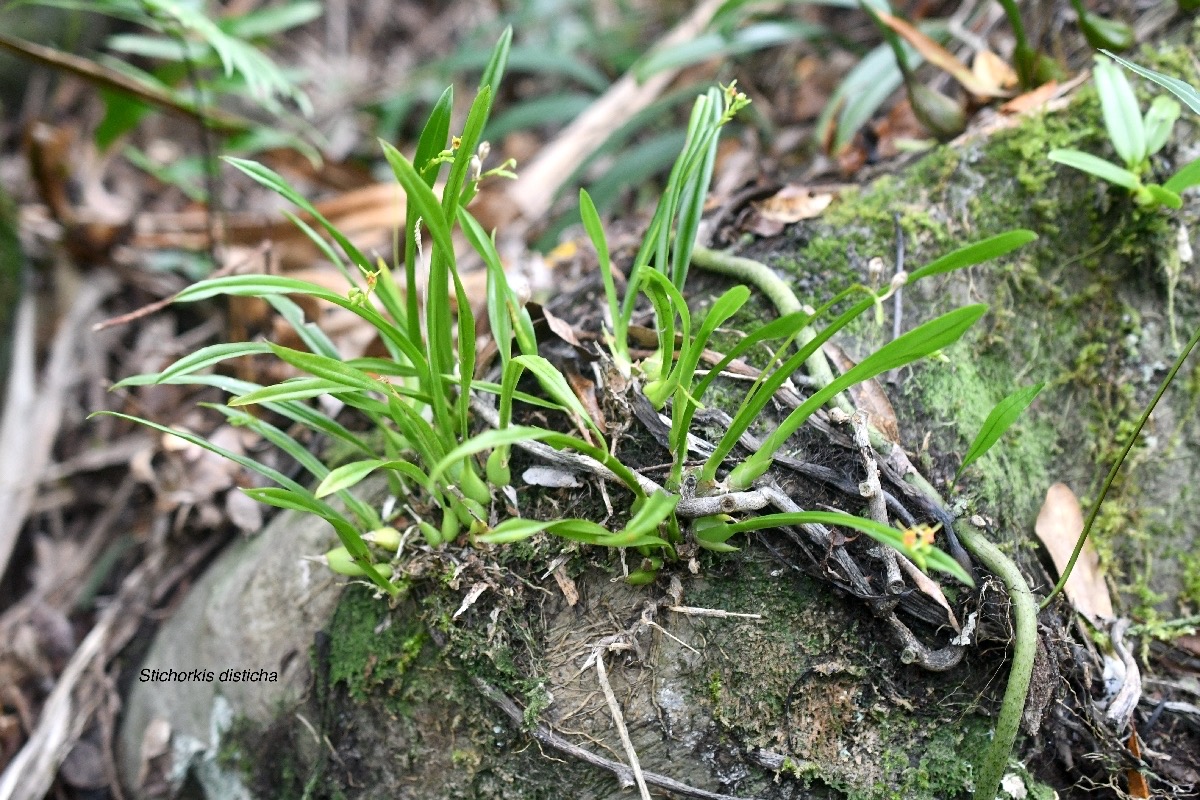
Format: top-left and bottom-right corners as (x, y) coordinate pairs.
(956, 382), (1045, 479)
(1048, 149), (1141, 189)
(1093, 56), (1146, 168)
(1102, 50), (1200, 115)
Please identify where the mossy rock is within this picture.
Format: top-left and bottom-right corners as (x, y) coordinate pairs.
(120, 40), (1200, 800)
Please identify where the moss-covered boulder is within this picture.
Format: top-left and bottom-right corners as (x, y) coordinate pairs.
(119, 41), (1200, 800)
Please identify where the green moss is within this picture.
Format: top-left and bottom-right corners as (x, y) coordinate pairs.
(325, 584), (432, 704)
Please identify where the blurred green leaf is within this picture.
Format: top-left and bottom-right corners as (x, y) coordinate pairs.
(1103, 50), (1200, 115)
(1163, 157), (1200, 194)
(1048, 148), (1141, 189)
(635, 20), (825, 79)
(1094, 56), (1145, 168)
(1142, 95), (1181, 157)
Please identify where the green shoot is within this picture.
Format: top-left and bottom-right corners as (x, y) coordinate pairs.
(955, 382), (1045, 480)
(1049, 55), (1198, 210)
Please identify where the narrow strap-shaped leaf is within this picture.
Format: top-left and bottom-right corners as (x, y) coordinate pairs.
(1093, 57), (1145, 168)
(723, 510), (973, 586)
(729, 304), (987, 488)
(908, 230), (1037, 282)
(1103, 50), (1200, 115)
(515, 354), (607, 446)
(266, 295), (339, 359)
(111, 342), (273, 388)
(428, 425), (558, 486)
(224, 157), (371, 274)
(266, 344), (393, 394)
(315, 458), (431, 498)
(1163, 157), (1200, 194)
(209, 405), (381, 529)
(170, 273), (433, 382)
(1048, 149), (1140, 189)
(90, 411), (363, 539)
(478, 27), (513, 97)
(956, 382), (1045, 479)
(151, 373), (375, 456)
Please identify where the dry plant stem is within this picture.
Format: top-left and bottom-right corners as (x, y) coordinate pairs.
(852, 410), (903, 594)
(595, 649), (651, 800)
(0, 31), (248, 133)
(953, 521), (1037, 800)
(1104, 618), (1141, 730)
(666, 606), (762, 620)
(0, 275), (117, 579)
(472, 396), (770, 516)
(470, 676), (754, 800)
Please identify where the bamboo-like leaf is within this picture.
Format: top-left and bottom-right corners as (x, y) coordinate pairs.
(908, 230), (1036, 282)
(1048, 149), (1141, 189)
(485, 93), (594, 141)
(956, 382), (1044, 478)
(435, 43), (609, 93)
(636, 21), (824, 80)
(815, 42), (907, 154)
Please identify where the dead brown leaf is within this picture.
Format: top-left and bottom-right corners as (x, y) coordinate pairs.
(1126, 729), (1150, 798)
(971, 49), (1018, 92)
(566, 364), (607, 435)
(753, 185), (834, 224)
(553, 564), (580, 607)
(876, 12), (1011, 98)
(1000, 80), (1062, 115)
(1034, 483), (1114, 623)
